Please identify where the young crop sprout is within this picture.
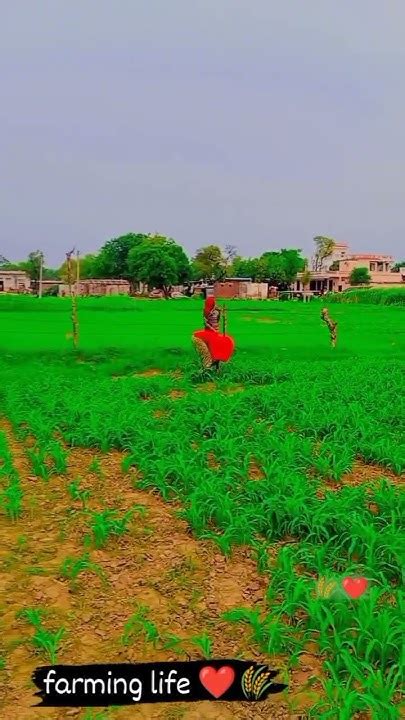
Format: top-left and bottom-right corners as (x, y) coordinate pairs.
(190, 634), (212, 659)
(17, 608), (65, 663)
(59, 553), (107, 590)
(68, 478), (91, 508)
(86, 509), (133, 548)
(88, 457), (103, 476)
(121, 605), (160, 648)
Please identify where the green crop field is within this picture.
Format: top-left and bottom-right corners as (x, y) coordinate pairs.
(0, 295), (404, 720)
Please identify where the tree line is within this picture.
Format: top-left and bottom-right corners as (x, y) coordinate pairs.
(1, 235), (404, 295)
(0, 235), (307, 295)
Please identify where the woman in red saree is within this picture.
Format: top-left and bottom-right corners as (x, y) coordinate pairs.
(192, 297), (235, 370)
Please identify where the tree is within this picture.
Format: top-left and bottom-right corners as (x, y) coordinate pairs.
(312, 236), (336, 271)
(392, 261), (405, 272)
(127, 244), (178, 297)
(192, 245), (226, 280)
(27, 251), (44, 295)
(261, 252), (287, 285)
(96, 233), (149, 280)
(224, 244), (238, 264)
(145, 235), (190, 283)
(58, 254), (98, 282)
(279, 249), (306, 284)
(349, 267), (371, 286)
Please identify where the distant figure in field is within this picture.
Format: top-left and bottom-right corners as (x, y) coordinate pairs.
(321, 308), (338, 347)
(192, 297), (234, 371)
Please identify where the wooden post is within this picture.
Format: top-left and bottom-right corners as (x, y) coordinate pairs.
(66, 249), (79, 349)
(76, 250), (80, 296)
(222, 304), (227, 335)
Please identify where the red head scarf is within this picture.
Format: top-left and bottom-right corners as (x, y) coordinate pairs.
(204, 297), (215, 316)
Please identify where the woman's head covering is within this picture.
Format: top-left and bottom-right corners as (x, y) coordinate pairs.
(204, 297), (215, 316)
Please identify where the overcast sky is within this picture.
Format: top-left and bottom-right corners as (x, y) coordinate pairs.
(1, 0), (405, 266)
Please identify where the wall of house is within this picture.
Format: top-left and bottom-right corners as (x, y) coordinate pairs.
(58, 281), (131, 296)
(0, 272), (30, 291)
(246, 283), (268, 299)
(214, 281), (241, 298)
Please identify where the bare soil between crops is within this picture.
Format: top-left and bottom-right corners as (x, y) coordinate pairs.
(0, 420), (394, 720)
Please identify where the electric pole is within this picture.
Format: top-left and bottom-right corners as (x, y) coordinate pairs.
(39, 253), (43, 298)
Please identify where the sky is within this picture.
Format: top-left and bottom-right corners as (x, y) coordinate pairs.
(1, 0), (405, 267)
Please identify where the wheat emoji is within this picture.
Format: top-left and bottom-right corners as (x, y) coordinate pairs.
(241, 665), (255, 699)
(317, 577), (338, 599)
(253, 671), (273, 700)
(251, 668), (270, 698)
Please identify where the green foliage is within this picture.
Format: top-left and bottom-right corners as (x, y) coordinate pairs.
(192, 245), (226, 280)
(231, 249), (305, 284)
(127, 239), (188, 293)
(349, 266), (371, 286)
(328, 287), (405, 305)
(96, 233), (149, 280)
(313, 236), (336, 271)
(0, 296), (403, 717)
(17, 607), (65, 663)
(122, 605), (161, 647)
(190, 633), (212, 658)
(86, 509), (135, 548)
(59, 552), (106, 588)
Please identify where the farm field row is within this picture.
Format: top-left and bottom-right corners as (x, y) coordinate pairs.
(0, 297), (404, 720)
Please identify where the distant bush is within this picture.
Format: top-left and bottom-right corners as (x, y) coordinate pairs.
(328, 287), (405, 306)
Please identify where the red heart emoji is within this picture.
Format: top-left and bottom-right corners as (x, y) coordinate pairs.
(342, 577), (368, 598)
(199, 666), (235, 698)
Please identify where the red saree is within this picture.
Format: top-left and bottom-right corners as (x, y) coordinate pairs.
(193, 297), (235, 362)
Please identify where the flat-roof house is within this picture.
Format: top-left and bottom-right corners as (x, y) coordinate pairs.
(293, 249), (405, 293)
(0, 270), (30, 293)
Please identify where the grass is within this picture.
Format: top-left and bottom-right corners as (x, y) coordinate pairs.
(326, 286), (405, 306)
(0, 295), (404, 719)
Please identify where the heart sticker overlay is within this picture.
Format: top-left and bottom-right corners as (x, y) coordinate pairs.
(199, 666), (235, 698)
(342, 576), (368, 599)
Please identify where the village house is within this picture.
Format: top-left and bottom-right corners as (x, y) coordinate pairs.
(0, 269), (31, 293)
(214, 277), (269, 299)
(293, 245), (405, 294)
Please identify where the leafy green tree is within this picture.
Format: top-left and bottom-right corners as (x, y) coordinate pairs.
(27, 251), (44, 295)
(127, 244), (178, 297)
(261, 252), (287, 285)
(392, 261), (405, 272)
(349, 267), (371, 286)
(279, 249), (306, 283)
(42, 267), (59, 280)
(229, 256), (255, 278)
(96, 233), (149, 279)
(145, 235), (190, 282)
(192, 245), (226, 280)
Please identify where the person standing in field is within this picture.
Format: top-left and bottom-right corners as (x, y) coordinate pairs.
(192, 297), (235, 371)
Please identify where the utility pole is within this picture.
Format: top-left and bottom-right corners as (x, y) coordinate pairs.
(38, 253), (43, 298)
